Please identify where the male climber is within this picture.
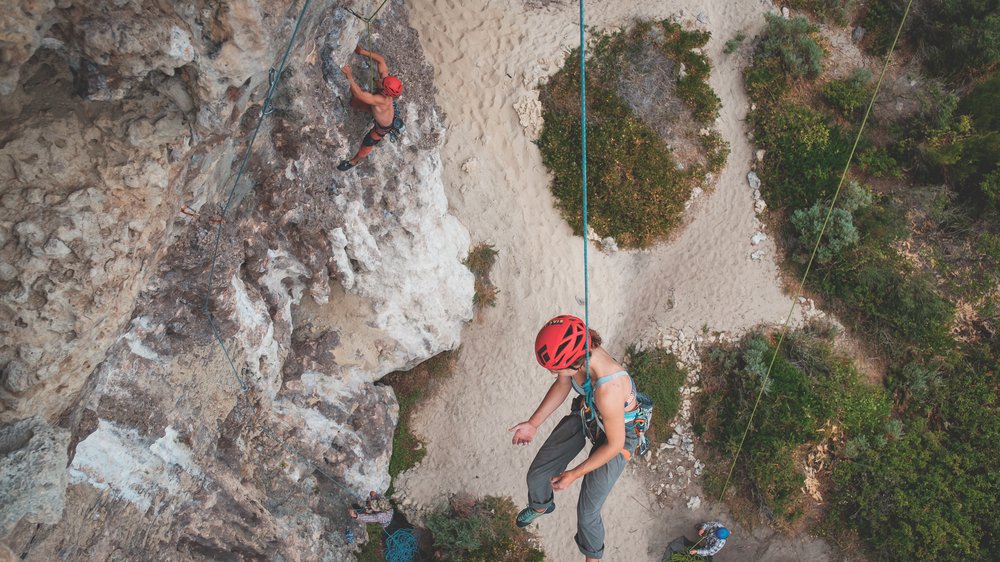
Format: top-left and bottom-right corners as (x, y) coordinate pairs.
(338, 45), (404, 171)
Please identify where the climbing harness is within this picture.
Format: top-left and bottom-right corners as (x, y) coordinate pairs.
(387, 101), (405, 143)
(376, 100), (405, 143)
(572, 371), (654, 457)
(719, 0), (916, 500)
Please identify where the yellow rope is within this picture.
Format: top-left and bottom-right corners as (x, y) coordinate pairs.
(719, 0), (915, 500)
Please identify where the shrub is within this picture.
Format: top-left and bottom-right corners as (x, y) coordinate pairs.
(742, 2), (1000, 557)
(746, 14), (824, 104)
(916, 0), (1000, 80)
(791, 202), (860, 263)
(723, 32), (746, 55)
(382, 351), (458, 490)
(919, 101), (1000, 207)
(753, 104), (851, 210)
(426, 495), (545, 562)
(980, 169), (1000, 208)
(856, 145), (901, 177)
(838, 180), (874, 212)
(626, 346), (686, 441)
(822, 68), (873, 117)
(959, 72), (1000, 131)
(810, 240), (955, 357)
(832, 385), (1000, 562)
(785, 0), (854, 23)
(537, 21), (727, 247)
(465, 243), (500, 309)
(539, 94), (688, 247)
(699, 330), (890, 522)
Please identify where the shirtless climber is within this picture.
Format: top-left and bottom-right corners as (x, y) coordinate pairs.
(337, 46), (404, 171)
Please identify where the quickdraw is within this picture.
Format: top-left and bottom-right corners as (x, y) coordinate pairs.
(180, 205), (225, 224)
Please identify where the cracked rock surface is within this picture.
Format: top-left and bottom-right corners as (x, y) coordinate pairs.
(1, 0), (472, 558)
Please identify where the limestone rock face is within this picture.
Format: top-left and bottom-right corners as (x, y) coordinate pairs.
(1, 0), (472, 558)
(0, 417), (70, 536)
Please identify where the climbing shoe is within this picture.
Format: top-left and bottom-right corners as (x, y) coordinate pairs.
(516, 504), (554, 527)
(337, 160), (355, 171)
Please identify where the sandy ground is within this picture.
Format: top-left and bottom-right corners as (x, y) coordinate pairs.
(395, 0), (835, 560)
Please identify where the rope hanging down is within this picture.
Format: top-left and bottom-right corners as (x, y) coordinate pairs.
(193, 0), (357, 496)
(579, 0), (591, 371)
(719, 0), (915, 500)
(345, 0), (391, 91)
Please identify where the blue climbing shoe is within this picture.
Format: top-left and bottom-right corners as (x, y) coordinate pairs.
(516, 504), (554, 527)
(337, 160), (355, 172)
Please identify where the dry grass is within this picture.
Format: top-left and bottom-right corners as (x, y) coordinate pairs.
(465, 243), (499, 310)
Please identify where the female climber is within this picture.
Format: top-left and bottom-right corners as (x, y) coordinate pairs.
(509, 314), (649, 562)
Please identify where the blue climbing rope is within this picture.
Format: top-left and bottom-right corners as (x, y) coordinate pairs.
(383, 528), (418, 562)
(579, 0), (591, 368)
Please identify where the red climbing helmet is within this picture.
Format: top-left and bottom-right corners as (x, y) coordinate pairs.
(381, 75), (403, 97)
(535, 315), (589, 370)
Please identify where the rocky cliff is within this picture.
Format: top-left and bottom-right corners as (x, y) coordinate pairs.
(0, 0), (473, 559)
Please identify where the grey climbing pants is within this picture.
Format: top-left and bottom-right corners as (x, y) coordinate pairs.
(526, 411), (639, 559)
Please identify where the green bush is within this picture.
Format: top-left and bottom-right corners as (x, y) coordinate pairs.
(919, 106), (1000, 208)
(356, 524), (387, 562)
(865, 0), (1000, 82)
(383, 352), (458, 492)
(723, 32), (746, 54)
(856, 145), (901, 177)
(838, 179), (875, 212)
(918, 0), (1000, 80)
(810, 244), (955, 358)
(785, 0), (854, 23)
(980, 169), (1000, 208)
(753, 104), (851, 210)
(802, 198), (953, 357)
(426, 495), (545, 562)
(833, 375), (1000, 562)
(699, 330), (890, 522)
(741, 3), (1000, 558)
(537, 21), (727, 247)
(822, 68), (873, 117)
(746, 14), (824, 104)
(791, 202), (860, 264)
(539, 92), (688, 247)
(920, 74), (1000, 207)
(960, 72), (1000, 131)
(627, 346), (686, 440)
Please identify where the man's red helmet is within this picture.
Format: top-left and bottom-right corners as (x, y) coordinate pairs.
(381, 75), (403, 97)
(535, 315), (589, 370)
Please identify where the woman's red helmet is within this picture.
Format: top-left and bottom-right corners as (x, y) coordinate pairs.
(381, 75), (403, 97)
(535, 315), (589, 370)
